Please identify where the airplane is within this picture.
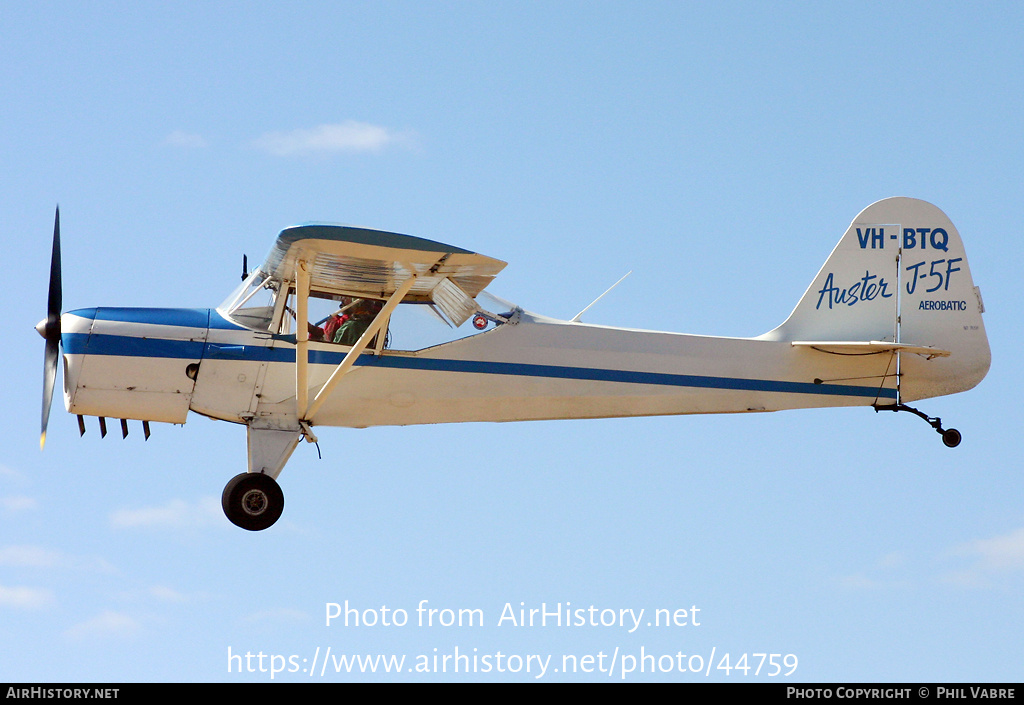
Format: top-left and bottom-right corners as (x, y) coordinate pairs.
(37, 197), (991, 531)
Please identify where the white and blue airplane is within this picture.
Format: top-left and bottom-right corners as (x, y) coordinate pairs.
(38, 197), (991, 530)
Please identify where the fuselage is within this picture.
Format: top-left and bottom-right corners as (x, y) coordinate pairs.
(61, 305), (901, 431)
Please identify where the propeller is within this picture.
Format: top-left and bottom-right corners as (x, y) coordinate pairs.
(37, 206), (62, 449)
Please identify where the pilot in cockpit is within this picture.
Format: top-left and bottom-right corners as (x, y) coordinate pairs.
(333, 298), (382, 345)
(321, 296), (353, 342)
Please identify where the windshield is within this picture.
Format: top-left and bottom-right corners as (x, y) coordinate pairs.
(218, 269), (280, 331)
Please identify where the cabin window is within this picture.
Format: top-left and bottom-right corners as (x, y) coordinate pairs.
(304, 291), (515, 352)
(300, 295), (459, 351)
(221, 272), (515, 350)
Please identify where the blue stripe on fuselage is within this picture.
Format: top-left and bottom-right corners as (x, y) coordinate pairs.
(67, 330), (897, 400)
(368, 356), (897, 400)
(63, 332), (205, 359)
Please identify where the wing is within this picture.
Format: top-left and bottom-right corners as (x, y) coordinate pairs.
(260, 224), (507, 326)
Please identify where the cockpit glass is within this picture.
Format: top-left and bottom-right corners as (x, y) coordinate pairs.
(219, 270), (520, 349)
(218, 270), (278, 331)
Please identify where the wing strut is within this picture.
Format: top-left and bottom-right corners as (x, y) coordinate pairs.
(295, 259), (312, 419)
(302, 268), (419, 422)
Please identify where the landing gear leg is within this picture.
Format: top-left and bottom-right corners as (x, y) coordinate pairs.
(873, 403), (962, 448)
(222, 472), (285, 531)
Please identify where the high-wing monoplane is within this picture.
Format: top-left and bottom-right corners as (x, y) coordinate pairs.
(38, 198), (991, 530)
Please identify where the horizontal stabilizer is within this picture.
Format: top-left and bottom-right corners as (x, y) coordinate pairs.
(792, 341), (951, 359)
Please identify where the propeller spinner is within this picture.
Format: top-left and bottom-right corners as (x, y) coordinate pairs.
(37, 207), (62, 449)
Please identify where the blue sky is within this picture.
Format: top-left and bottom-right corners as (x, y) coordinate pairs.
(2, 1), (1022, 682)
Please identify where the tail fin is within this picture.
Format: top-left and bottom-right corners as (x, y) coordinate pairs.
(763, 197), (990, 402)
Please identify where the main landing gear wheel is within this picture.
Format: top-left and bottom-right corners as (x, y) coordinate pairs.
(222, 472), (284, 531)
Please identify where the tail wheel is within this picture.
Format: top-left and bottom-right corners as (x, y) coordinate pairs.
(942, 428), (962, 448)
(222, 472), (284, 531)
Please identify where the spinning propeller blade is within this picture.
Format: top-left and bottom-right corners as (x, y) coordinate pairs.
(39, 207), (62, 449)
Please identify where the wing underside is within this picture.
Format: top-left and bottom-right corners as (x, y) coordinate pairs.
(261, 224), (506, 324)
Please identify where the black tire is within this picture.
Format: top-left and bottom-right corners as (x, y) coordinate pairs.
(222, 472), (285, 531)
(942, 428), (962, 448)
